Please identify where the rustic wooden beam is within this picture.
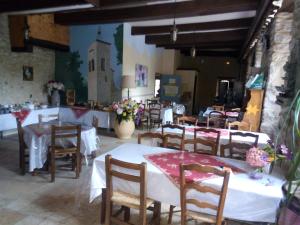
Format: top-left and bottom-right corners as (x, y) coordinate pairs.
(157, 41), (243, 49)
(181, 50), (239, 57)
(240, 0), (275, 59)
(55, 0), (259, 25)
(132, 18), (253, 35)
(0, 0), (94, 13)
(146, 29), (248, 45)
(99, 0), (168, 8)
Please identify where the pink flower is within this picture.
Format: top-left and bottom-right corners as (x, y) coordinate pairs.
(246, 147), (268, 168)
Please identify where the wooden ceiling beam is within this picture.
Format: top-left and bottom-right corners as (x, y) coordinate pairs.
(146, 29), (248, 45)
(0, 0), (96, 13)
(240, 0), (275, 59)
(55, 0), (259, 25)
(157, 41), (243, 49)
(132, 18), (253, 35)
(180, 50), (239, 57)
(99, 0), (169, 8)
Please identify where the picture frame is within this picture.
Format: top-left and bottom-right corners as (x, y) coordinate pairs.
(23, 66), (33, 81)
(135, 64), (148, 87)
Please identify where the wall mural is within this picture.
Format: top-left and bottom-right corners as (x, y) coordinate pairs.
(55, 24), (123, 105)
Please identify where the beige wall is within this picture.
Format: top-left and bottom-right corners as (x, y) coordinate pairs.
(178, 55), (240, 108)
(0, 14), (55, 105)
(122, 23), (164, 102)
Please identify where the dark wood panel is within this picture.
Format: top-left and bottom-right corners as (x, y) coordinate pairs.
(0, 0), (96, 13)
(157, 41), (243, 49)
(55, 0), (259, 25)
(132, 18), (253, 35)
(181, 50), (239, 57)
(146, 29), (248, 45)
(99, 0), (168, 7)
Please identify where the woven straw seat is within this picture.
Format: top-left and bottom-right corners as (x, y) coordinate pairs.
(112, 191), (154, 210)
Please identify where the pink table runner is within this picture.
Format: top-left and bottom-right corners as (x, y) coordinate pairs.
(12, 110), (30, 124)
(71, 107), (90, 119)
(145, 152), (244, 187)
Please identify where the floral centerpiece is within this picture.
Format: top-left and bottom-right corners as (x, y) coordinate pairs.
(112, 99), (143, 139)
(45, 80), (65, 106)
(45, 80), (65, 96)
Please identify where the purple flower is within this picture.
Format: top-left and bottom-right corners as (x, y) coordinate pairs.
(267, 140), (275, 148)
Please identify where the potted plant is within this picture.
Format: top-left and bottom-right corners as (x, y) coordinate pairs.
(45, 81), (65, 106)
(112, 99), (143, 139)
(277, 90), (300, 225)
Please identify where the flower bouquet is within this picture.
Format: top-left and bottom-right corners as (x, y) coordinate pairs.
(112, 99), (143, 124)
(45, 80), (65, 96)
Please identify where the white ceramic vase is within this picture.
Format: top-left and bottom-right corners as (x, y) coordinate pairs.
(114, 119), (135, 139)
(51, 90), (60, 106)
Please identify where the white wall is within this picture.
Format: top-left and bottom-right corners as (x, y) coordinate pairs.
(122, 23), (180, 102)
(0, 15), (55, 105)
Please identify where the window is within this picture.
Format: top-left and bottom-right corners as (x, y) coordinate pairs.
(101, 58), (105, 71)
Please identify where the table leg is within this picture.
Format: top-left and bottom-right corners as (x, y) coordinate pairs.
(101, 188), (106, 224)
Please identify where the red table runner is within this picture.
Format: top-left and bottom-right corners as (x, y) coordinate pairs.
(12, 110), (30, 124)
(71, 107), (90, 119)
(185, 127), (229, 138)
(145, 152), (244, 187)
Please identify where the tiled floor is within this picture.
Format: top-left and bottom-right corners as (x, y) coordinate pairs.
(0, 130), (253, 225)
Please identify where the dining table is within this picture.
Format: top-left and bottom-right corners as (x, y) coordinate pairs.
(23, 120), (98, 172)
(90, 143), (284, 223)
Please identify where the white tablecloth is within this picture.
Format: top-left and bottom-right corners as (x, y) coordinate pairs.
(90, 143), (284, 223)
(161, 108), (173, 124)
(24, 122), (97, 172)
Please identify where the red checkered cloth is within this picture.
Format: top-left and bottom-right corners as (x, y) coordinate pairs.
(144, 152), (244, 187)
(70, 106), (90, 119)
(12, 109), (30, 124)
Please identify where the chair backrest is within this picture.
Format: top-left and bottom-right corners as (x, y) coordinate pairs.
(221, 132), (259, 160)
(180, 163), (230, 225)
(92, 116), (99, 128)
(51, 125), (81, 153)
(16, 118), (25, 150)
(177, 116), (198, 126)
(149, 103), (161, 120)
(38, 114), (59, 124)
(212, 105), (225, 112)
(66, 89), (76, 106)
(105, 155), (147, 224)
(187, 128), (220, 155)
(138, 132), (164, 146)
(207, 111), (226, 129)
(227, 121), (252, 132)
(146, 99), (158, 108)
(162, 124), (185, 150)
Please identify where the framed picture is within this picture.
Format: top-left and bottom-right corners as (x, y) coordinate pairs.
(23, 66), (33, 81)
(135, 64), (148, 87)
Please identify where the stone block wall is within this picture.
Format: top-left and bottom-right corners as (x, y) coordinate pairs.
(0, 14), (55, 105)
(260, 13), (293, 138)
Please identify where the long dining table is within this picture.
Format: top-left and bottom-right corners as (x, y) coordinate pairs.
(90, 143), (284, 223)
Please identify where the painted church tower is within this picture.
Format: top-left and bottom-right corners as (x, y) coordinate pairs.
(88, 30), (113, 105)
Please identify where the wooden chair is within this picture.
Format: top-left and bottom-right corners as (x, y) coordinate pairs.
(66, 89), (76, 106)
(212, 105), (225, 112)
(16, 118), (29, 175)
(180, 163), (230, 225)
(138, 132), (164, 146)
(38, 114), (59, 124)
(207, 111), (226, 129)
(49, 125), (81, 182)
(227, 121), (252, 132)
(146, 99), (158, 108)
(105, 155), (161, 225)
(138, 104), (149, 130)
(224, 110), (239, 123)
(162, 124), (185, 151)
(189, 128), (220, 155)
(149, 103), (162, 128)
(177, 116), (198, 126)
(220, 132), (259, 160)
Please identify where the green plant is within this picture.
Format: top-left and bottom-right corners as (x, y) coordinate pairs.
(276, 90), (300, 204)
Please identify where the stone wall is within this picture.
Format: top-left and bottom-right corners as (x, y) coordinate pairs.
(260, 12), (293, 138)
(0, 14), (55, 105)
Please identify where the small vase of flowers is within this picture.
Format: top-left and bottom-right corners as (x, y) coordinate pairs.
(45, 81), (65, 106)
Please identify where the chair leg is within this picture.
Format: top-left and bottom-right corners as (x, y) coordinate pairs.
(153, 201), (161, 225)
(50, 152), (55, 182)
(104, 191), (112, 225)
(168, 205), (176, 224)
(124, 206), (130, 222)
(101, 188), (106, 224)
(75, 153), (80, 179)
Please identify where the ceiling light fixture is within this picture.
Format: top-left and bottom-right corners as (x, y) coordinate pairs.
(170, 0), (178, 43)
(190, 46), (196, 58)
